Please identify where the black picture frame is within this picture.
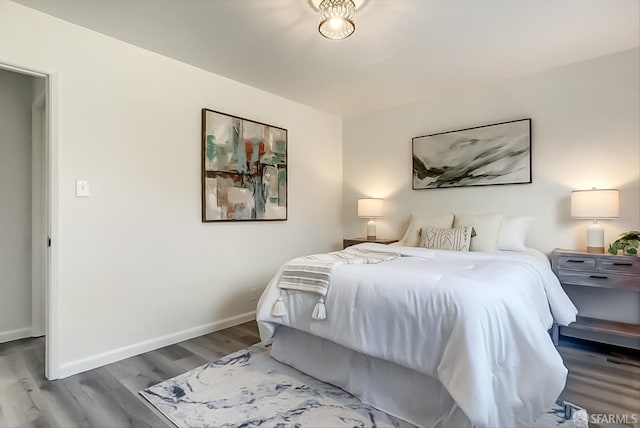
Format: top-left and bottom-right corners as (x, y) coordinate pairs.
(202, 108), (288, 222)
(412, 118), (532, 189)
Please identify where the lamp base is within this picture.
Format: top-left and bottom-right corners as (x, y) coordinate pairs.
(367, 219), (376, 240)
(586, 221), (604, 254)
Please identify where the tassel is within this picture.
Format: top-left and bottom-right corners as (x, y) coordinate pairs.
(272, 296), (287, 317)
(312, 297), (326, 320)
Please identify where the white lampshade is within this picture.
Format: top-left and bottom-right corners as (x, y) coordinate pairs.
(571, 189), (619, 219)
(357, 198), (383, 218)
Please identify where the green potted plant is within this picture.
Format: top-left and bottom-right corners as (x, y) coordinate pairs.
(608, 231), (640, 255)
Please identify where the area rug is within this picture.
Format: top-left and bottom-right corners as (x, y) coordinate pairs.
(140, 345), (588, 428)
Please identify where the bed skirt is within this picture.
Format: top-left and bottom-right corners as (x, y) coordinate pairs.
(271, 326), (472, 428)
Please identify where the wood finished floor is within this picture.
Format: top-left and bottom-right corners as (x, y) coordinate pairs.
(0, 321), (638, 428)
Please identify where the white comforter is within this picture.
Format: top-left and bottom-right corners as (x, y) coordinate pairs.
(257, 244), (578, 428)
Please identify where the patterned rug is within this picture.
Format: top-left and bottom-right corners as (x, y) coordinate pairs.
(140, 345), (588, 428)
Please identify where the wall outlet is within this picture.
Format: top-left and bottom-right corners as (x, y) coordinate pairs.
(248, 287), (261, 302)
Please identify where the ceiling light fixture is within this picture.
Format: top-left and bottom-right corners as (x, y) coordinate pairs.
(318, 0), (355, 40)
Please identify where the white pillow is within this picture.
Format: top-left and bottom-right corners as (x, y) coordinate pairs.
(419, 226), (474, 251)
(453, 213), (504, 252)
(399, 213), (455, 247)
(497, 216), (532, 252)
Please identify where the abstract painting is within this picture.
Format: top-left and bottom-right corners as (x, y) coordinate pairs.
(202, 109), (287, 222)
(412, 119), (531, 189)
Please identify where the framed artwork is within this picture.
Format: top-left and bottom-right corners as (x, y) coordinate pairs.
(202, 109), (287, 222)
(412, 118), (532, 189)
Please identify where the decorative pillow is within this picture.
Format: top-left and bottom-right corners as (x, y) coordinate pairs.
(497, 216), (533, 252)
(453, 213), (504, 252)
(399, 213), (455, 247)
(419, 226), (474, 251)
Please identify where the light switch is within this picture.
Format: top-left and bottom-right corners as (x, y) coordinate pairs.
(75, 179), (90, 197)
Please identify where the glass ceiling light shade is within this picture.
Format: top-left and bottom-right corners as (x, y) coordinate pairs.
(318, 0), (355, 40)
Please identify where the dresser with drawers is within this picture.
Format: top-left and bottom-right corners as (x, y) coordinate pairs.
(551, 249), (640, 349)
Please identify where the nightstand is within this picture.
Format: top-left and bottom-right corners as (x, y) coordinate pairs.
(343, 238), (398, 249)
(551, 249), (640, 349)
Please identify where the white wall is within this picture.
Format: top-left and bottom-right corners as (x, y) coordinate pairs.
(0, 1), (343, 375)
(0, 68), (33, 343)
(343, 48), (640, 323)
(344, 48), (639, 252)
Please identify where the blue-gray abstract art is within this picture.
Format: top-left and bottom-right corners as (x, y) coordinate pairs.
(412, 119), (531, 189)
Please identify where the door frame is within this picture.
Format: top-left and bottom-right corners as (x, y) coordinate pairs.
(0, 60), (60, 379)
(32, 81), (46, 338)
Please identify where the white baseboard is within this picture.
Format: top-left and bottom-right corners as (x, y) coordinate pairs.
(58, 311), (256, 379)
(0, 327), (32, 344)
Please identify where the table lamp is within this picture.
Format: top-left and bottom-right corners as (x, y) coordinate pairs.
(357, 198), (383, 240)
(571, 188), (619, 253)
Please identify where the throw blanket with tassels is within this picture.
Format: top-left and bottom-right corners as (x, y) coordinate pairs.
(272, 246), (399, 320)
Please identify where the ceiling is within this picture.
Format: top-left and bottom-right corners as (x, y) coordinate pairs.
(14, 0), (640, 117)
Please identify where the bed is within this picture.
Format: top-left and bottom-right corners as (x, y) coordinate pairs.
(256, 242), (578, 427)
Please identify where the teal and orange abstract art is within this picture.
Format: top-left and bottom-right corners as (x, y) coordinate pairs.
(201, 109), (287, 222)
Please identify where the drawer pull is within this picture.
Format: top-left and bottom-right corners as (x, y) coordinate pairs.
(589, 275), (609, 280)
(567, 260), (585, 263)
(613, 262), (633, 266)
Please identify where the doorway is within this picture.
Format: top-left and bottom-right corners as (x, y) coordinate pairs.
(0, 62), (57, 379)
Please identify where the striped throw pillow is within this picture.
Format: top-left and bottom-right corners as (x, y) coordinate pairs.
(419, 226), (474, 252)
